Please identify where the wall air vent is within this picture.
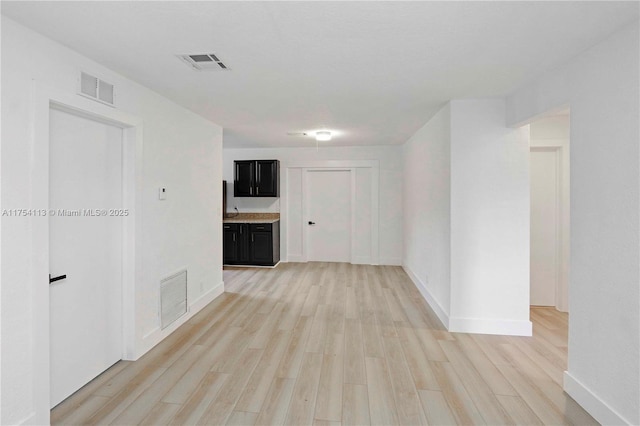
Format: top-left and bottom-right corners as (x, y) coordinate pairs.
(78, 72), (115, 106)
(178, 53), (230, 71)
(160, 269), (188, 329)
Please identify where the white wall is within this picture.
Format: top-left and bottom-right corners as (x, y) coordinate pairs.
(223, 146), (403, 265)
(449, 99), (530, 335)
(401, 99), (531, 336)
(1, 17), (224, 425)
(508, 22), (639, 426)
(402, 104), (451, 323)
(529, 115), (570, 312)
(530, 114), (570, 140)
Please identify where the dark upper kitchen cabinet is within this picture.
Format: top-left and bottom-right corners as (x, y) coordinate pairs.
(223, 221), (280, 266)
(255, 160), (279, 197)
(233, 160), (279, 197)
(233, 161), (255, 197)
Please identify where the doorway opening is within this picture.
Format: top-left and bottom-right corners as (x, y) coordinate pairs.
(528, 110), (570, 313)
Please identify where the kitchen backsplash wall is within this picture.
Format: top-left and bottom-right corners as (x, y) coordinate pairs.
(223, 179), (280, 214)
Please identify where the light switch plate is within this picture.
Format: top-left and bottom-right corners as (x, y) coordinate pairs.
(159, 187), (167, 200)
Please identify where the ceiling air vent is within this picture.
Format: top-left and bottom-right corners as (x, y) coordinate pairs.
(78, 72), (115, 106)
(178, 53), (229, 71)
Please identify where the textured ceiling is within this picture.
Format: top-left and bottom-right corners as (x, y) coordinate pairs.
(2, 1), (638, 148)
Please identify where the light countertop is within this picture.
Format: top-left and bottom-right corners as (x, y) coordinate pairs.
(223, 218), (280, 224)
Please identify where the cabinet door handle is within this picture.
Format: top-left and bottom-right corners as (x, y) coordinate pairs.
(308, 221), (316, 225)
(256, 187), (259, 195)
(233, 234), (236, 242)
(252, 235), (254, 242)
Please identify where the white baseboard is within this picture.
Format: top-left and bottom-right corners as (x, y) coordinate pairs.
(564, 371), (632, 425)
(283, 255), (402, 266)
(135, 280), (225, 359)
(448, 316), (532, 336)
(190, 280), (225, 311)
(402, 264), (449, 328)
(141, 326), (161, 343)
(16, 412), (36, 425)
(223, 262), (281, 269)
(379, 257), (402, 266)
(352, 256), (372, 265)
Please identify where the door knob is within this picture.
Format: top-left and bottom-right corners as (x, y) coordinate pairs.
(308, 221), (315, 225)
(49, 274), (67, 284)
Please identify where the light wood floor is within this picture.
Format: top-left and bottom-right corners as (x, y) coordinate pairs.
(52, 263), (597, 425)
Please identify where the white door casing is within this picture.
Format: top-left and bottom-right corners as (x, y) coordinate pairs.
(49, 107), (124, 407)
(283, 160), (379, 264)
(30, 83), (142, 423)
(306, 169), (352, 262)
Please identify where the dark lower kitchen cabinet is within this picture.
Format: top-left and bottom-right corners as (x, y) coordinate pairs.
(234, 160), (279, 197)
(249, 223), (277, 264)
(223, 221), (280, 266)
(223, 223), (250, 263)
(223, 224), (238, 264)
(237, 224), (251, 263)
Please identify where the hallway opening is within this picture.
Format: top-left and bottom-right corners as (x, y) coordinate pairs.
(528, 111), (571, 313)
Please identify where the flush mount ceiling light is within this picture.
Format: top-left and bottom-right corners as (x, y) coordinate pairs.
(286, 129), (339, 146)
(315, 131), (332, 141)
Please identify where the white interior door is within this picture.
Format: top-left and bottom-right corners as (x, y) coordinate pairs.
(49, 107), (123, 407)
(306, 170), (351, 262)
(530, 149), (559, 306)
